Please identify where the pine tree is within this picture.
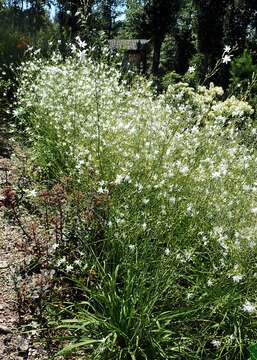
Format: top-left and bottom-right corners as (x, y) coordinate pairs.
(144, 0), (183, 75)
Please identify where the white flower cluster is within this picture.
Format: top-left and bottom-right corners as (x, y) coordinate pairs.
(15, 46), (257, 337)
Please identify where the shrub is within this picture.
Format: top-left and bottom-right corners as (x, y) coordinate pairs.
(229, 49), (257, 104)
(230, 50), (257, 87)
(161, 70), (182, 90)
(13, 44), (257, 359)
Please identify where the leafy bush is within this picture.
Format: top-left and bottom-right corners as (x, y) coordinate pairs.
(229, 50), (257, 101)
(161, 70), (182, 90)
(230, 50), (257, 85)
(13, 44), (257, 359)
(0, 6), (58, 131)
(0, 7), (56, 69)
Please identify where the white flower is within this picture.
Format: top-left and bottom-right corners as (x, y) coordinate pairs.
(207, 279), (213, 287)
(242, 300), (256, 314)
(232, 109), (244, 117)
(187, 292), (193, 300)
(164, 248), (170, 256)
(79, 51), (86, 61)
(66, 264), (74, 272)
(224, 45), (231, 53)
(51, 243), (59, 251)
(188, 66), (196, 74)
(211, 339), (221, 348)
(232, 274), (243, 283)
(124, 175), (131, 183)
(169, 197), (176, 204)
(251, 208), (257, 215)
(128, 244), (135, 251)
(13, 109), (21, 117)
(142, 198), (149, 205)
(114, 174), (124, 185)
(222, 54), (232, 64)
(179, 164), (189, 175)
(76, 36), (86, 49)
(27, 189), (37, 198)
(187, 203), (193, 214)
(212, 171), (221, 179)
(97, 187), (109, 194)
(135, 183), (143, 192)
(56, 257), (66, 267)
(228, 334), (235, 342)
(142, 223), (147, 231)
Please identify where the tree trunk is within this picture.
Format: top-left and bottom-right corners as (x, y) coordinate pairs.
(101, 0), (113, 38)
(195, 0), (228, 85)
(152, 35), (162, 76)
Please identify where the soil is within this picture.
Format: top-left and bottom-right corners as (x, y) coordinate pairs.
(0, 122), (48, 359)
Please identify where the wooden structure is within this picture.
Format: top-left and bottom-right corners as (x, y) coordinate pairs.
(108, 39), (151, 74)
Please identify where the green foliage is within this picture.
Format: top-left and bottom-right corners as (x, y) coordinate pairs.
(228, 49), (257, 112)
(12, 47), (257, 359)
(161, 70), (181, 90)
(55, 263), (182, 359)
(0, 8), (26, 68)
(159, 35), (176, 73)
(0, 7), (54, 68)
(229, 50), (257, 93)
(0, 6), (57, 126)
(93, 0), (125, 37)
(0, 76), (12, 119)
(122, 0), (146, 38)
(230, 50), (257, 84)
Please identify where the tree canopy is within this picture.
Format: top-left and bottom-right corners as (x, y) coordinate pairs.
(1, 0), (257, 81)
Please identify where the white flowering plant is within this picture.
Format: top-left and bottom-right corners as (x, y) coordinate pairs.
(10, 44), (257, 359)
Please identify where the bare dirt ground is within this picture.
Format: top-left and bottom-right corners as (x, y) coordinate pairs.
(0, 123), (48, 359)
(0, 197), (25, 360)
(0, 123), (25, 359)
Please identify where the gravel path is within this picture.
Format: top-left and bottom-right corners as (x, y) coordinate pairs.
(0, 124), (48, 359)
(0, 118), (29, 359)
(0, 124), (24, 359)
(0, 198), (24, 360)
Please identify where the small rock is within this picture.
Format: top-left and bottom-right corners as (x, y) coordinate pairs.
(3, 334), (13, 344)
(0, 324), (12, 334)
(0, 261), (8, 269)
(17, 335), (29, 352)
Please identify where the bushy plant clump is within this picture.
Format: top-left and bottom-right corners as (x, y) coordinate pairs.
(13, 44), (257, 359)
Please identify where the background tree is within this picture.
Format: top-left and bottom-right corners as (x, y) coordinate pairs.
(144, 0), (184, 75)
(193, 0), (228, 85)
(173, 0), (196, 74)
(122, 0), (146, 38)
(57, 0), (96, 42)
(226, 0), (257, 55)
(95, 0), (125, 38)
(0, 0), (53, 69)
(57, 0), (124, 42)
(2, 0), (257, 84)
